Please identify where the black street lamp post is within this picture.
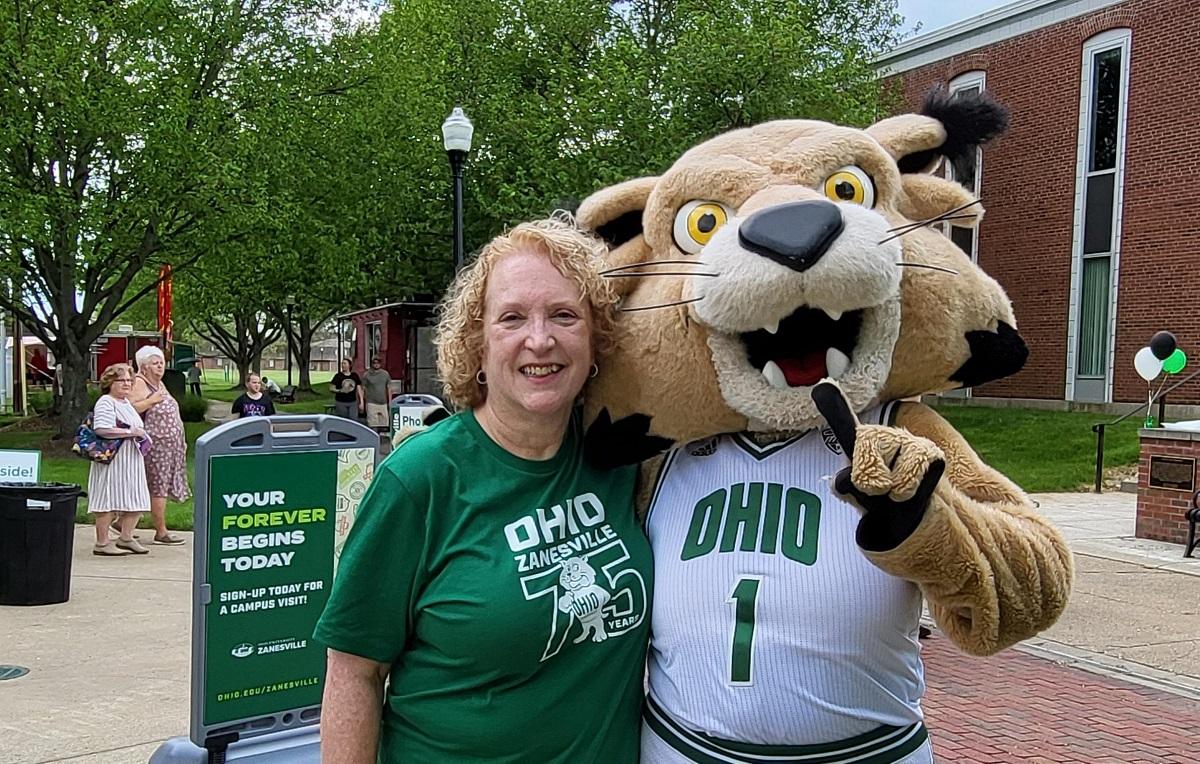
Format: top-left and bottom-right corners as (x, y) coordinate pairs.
(285, 294), (295, 388)
(441, 107), (474, 273)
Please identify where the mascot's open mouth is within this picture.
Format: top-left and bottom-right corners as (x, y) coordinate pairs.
(741, 307), (863, 387)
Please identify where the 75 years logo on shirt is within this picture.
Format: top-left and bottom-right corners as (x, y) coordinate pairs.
(505, 492), (647, 661)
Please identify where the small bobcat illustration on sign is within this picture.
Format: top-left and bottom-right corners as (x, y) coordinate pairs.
(556, 557), (612, 643)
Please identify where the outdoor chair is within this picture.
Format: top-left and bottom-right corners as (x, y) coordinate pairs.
(273, 384), (297, 404)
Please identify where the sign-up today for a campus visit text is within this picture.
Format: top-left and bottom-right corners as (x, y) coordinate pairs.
(203, 449), (371, 727)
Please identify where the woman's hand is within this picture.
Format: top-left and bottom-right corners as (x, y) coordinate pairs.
(147, 389), (164, 406)
(130, 426), (147, 439)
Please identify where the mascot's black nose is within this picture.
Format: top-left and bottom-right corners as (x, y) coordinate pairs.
(738, 201), (844, 273)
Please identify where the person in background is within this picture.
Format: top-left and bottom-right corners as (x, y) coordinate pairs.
(262, 376), (282, 396)
(361, 356), (391, 433)
(330, 358), (363, 421)
(130, 346), (189, 545)
(186, 363), (202, 396)
(232, 373), (276, 418)
(316, 218), (651, 763)
(89, 363), (152, 556)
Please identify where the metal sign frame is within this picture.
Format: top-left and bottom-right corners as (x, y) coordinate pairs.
(189, 415), (378, 753)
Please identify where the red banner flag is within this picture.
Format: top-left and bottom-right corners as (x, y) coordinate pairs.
(157, 264), (173, 346)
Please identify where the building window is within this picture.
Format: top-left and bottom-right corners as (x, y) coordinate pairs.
(367, 321), (382, 364)
(945, 71), (986, 261)
(1069, 29), (1131, 401)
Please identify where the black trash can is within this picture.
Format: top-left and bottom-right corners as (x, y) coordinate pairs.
(0, 482), (83, 606)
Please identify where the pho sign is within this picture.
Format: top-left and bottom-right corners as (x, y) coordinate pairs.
(0, 450), (40, 484)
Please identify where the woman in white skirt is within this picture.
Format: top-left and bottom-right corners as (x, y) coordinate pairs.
(89, 363), (153, 556)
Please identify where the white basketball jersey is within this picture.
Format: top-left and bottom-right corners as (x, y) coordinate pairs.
(645, 403), (925, 746)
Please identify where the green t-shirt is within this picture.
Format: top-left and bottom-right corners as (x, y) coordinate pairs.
(314, 409), (651, 763)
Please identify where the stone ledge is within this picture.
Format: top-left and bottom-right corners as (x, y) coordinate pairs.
(1139, 428), (1200, 442)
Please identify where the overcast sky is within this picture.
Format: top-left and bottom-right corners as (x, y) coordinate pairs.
(897, 0), (1015, 36)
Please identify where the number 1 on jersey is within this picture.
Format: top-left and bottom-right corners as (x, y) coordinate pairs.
(727, 576), (762, 685)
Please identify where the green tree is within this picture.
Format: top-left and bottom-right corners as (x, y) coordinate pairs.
(0, 0), (343, 436)
(356, 0), (903, 289)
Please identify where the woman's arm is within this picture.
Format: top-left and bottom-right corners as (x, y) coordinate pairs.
(93, 425), (144, 439)
(320, 649), (389, 764)
(128, 378), (163, 414)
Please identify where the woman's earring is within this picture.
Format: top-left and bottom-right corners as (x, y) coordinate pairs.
(475, 370), (487, 385)
(589, 364), (599, 378)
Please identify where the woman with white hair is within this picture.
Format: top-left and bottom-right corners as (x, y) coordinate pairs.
(130, 345), (189, 545)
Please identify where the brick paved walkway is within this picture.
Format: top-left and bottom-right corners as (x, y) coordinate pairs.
(922, 636), (1200, 762)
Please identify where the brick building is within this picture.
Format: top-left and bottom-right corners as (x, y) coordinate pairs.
(879, 0), (1200, 405)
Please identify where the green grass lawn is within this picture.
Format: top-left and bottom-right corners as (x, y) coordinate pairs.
(0, 403), (1141, 531)
(199, 369), (336, 402)
(8, 421), (218, 531)
(937, 404), (1142, 492)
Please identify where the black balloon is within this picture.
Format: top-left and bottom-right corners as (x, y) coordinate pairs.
(1150, 331), (1177, 361)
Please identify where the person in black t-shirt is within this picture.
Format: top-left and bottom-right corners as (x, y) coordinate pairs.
(330, 358), (363, 421)
(231, 373), (277, 418)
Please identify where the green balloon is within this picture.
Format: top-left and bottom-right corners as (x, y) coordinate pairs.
(1163, 349), (1187, 374)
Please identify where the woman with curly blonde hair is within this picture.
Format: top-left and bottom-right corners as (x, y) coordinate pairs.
(316, 217), (650, 763)
(88, 363), (152, 556)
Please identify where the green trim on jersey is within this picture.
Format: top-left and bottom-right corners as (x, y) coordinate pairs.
(645, 695), (928, 763)
(644, 448), (680, 527)
(730, 431), (809, 460)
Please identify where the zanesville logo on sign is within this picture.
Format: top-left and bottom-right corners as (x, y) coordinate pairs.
(231, 637), (308, 659)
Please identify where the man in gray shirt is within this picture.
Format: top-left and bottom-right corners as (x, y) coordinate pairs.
(362, 356), (392, 432)
(186, 364), (202, 396)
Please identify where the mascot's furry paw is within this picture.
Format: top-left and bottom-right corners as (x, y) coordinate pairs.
(813, 380), (945, 552)
(584, 408), (674, 469)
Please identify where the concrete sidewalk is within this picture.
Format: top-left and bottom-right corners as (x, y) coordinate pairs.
(1, 527), (194, 764)
(2, 491), (1199, 763)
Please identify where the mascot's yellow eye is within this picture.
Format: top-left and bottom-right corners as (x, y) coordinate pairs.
(673, 200), (732, 254)
(822, 166), (876, 208)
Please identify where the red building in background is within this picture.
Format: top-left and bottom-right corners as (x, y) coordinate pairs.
(338, 302), (438, 396)
(91, 330), (162, 380)
(879, 0), (1200, 406)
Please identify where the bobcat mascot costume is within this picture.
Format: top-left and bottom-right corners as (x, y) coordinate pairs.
(575, 90), (1073, 763)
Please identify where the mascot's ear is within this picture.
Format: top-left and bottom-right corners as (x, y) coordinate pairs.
(868, 86), (1009, 178)
(578, 176), (659, 297)
(897, 173), (985, 228)
(577, 176), (658, 248)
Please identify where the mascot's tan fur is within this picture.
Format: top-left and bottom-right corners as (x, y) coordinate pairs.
(577, 90), (1072, 656)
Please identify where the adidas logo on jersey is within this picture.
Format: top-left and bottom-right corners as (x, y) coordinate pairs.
(689, 438), (719, 457)
(821, 427), (842, 455)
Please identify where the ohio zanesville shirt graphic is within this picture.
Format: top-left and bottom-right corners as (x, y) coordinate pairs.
(504, 492), (647, 661)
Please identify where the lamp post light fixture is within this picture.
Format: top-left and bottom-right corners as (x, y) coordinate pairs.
(284, 294), (296, 388)
(441, 106), (474, 273)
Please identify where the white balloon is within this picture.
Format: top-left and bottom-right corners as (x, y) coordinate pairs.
(1134, 346), (1162, 381)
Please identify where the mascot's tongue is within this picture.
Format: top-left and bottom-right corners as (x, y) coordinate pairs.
(775, 352), (827, 387)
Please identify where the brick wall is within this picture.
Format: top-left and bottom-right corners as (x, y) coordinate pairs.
(1135, 431), (1200, 544)
(890, 0), (1200, 403)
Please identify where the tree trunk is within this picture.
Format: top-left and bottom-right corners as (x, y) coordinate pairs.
(55, 343), (92, 441)
(296, 315), (314, 392)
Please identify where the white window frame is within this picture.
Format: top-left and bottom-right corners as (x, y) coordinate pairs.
(937, 71), (988, 400)
(1065, 28), (1132, 403)
(944, 71), (987, 264)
